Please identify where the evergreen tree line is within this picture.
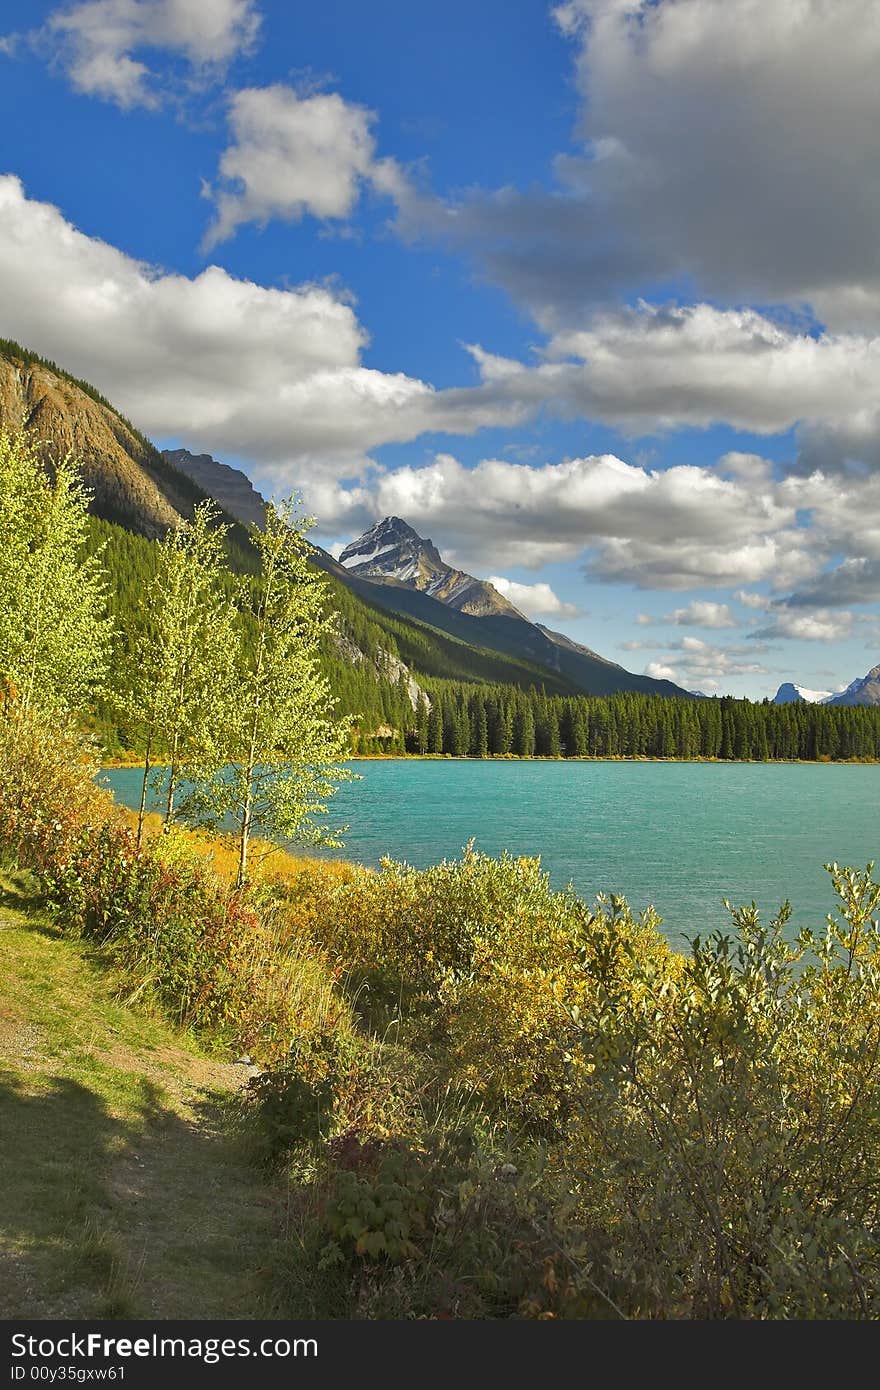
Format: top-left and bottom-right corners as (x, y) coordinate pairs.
(78, 490), (880, 767)
(404, 682), (880, 762)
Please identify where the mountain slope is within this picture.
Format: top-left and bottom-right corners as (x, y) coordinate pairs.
(0, 341), (215, 538)
(335, 519), (692, 700)
(828, 663), (880, 707)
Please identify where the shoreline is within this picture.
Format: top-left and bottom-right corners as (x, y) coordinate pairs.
(101, 752), (880, 769)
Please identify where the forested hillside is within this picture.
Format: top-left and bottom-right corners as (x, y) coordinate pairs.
(84, 515), (880, 762)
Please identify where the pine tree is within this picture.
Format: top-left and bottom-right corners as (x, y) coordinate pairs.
(427, 695), (445, 753)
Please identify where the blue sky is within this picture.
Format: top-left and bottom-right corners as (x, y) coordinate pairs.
(2, 0), (880, 698)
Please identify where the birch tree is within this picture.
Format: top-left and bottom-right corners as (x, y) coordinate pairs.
(0, 429), (109, 719)
(126, 500), (237, 843)
(196, 498), (353, 886)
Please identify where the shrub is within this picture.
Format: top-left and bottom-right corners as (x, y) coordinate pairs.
(297, 847), (674, 1133)
(0, 710), (347, 1060)
(565, 868), (880, 1318)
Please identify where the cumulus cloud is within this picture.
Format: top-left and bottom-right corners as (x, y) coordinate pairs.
(750, 610), (854, 643)
(645, 635), (772, 687)
(715, 452), (775, 486)
(203, 85), (404, 248)
(645, 661), (679, 683)
(3, 182), (879, 608)
(795, 413), (880, 477)
(486, 576), (580, 619)
(780, 560), (880, 612)
(309, 448), (819, 582)
(401, 0), (880, 332)
(664, 601), (737, 630)
(14, 0), (261, 109)
(463, 302), (880, 440)
(0, 176), (526, 482)
(734, 589), (771, 612)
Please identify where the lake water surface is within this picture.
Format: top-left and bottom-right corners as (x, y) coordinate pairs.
(102, 760), (880, 949)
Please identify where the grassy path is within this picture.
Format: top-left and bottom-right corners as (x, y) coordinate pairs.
(0, 879), (285, 1319)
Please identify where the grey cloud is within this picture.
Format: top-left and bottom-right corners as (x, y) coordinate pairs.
(396, 0), (880, 333)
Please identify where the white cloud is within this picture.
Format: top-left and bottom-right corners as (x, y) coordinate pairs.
(646, 635), (771, 685)
(715, 452), (775, 486)
(486, 576), (580, 619)
(310, 448), (819, 583)
(464, 302), (880, 440)
(23, 0), (261, 109)
(664, 600), (737, 630)
(203, 85), (402, 248)
(0, 176), (524, 483)
(645, 661), (678, 682)
(3, 182), (880, 609)
(734, 589), (771, 611)
(750, 610), (854, 643)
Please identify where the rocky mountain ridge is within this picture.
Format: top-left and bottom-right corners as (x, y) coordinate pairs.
(772, 665), (880, 707)
(162, 447), (268, 531)
(0, 343), (204, 537)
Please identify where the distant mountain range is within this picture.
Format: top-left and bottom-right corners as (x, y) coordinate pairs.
(773, 667), (880, 708)
(0, 337), (690, 703)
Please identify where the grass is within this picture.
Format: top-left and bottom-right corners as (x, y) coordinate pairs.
(121, 805), (363, 891)
(0, 872), (287, 1319)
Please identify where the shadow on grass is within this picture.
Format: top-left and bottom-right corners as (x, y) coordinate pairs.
(0, 1071), (257, 1319)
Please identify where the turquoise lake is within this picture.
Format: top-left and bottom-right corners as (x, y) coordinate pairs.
(101, 760), (880, 949)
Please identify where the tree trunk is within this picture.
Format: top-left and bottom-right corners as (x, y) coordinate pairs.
(136, 731), (152, 849)
(237, 782), (253, 888)
(164, 729), (179, 829)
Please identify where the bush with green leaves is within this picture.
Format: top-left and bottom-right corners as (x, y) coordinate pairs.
(564, 865), (880, 1318)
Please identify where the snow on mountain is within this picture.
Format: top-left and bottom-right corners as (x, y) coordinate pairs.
(773, 682), (834, 705)
(774, 664), (880, 706)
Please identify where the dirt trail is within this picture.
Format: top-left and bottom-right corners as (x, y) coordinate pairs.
(0, 901), (286, 1319)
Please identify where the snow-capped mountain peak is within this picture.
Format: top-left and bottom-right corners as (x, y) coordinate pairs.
(338, 517), (525, 619)
(773, 682), (834, 705)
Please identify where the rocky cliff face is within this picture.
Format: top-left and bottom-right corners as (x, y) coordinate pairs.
(339, 516), (525, 619)
(333, 634), (429, 712)
(162, 447), (268, 531)
(0, 346), (202, 537)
